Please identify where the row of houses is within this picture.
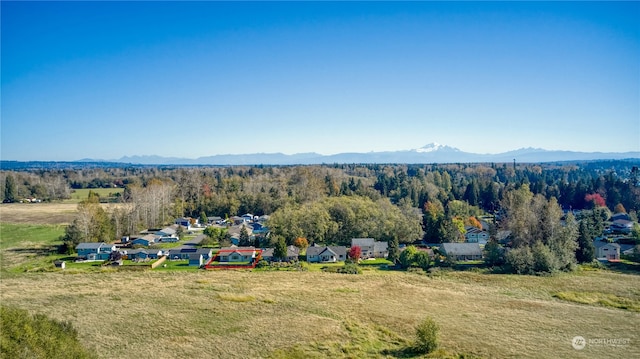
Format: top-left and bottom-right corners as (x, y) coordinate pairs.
(124, 225), (180, 247)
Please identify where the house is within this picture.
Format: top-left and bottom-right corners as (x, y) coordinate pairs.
(176, 217), (200, 229)
(76, 242), (116, 260)
(241, 213), (254, 223)
(610, 213), (631, 222)
(251, 222), (269, 235)
(166, 247), (213, 261)
(155, 226), (177, 237)
(594, 241), (621, 261)
(306, 244), (347, 263)
(351, 238), (388, 258)
(218, 247), (257, 262)
(262, 245), (300, 262)
(158, 236), (179, 243)
(127, 249), (163, 261)
(207, 216), (223, 225)
(609, 219), (633, 234)
(438, 243), (483, 261)
(188, 253), (204, 267)
(130, 234), (158, 247)
(257, 215), (270, 224)
(229, 224), (254, 245)
(464, 227), (489, 244)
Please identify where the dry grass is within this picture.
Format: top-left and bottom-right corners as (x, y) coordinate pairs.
(0, 203), (123, 225)
(1, 270), (638, 358)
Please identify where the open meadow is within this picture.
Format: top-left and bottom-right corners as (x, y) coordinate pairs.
(1, 205), (639, 358)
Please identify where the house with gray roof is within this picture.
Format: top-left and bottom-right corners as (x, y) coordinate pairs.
(76, 242), (116, 260)
(306, 244), (347, 263)
(351, 238), (388, 259)
(594, 241), (620, 261)
(262, 245), (300, 262)
(438, 243), (483, 261)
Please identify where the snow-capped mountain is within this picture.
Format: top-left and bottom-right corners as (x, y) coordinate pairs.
(414, 142), (461, 153)
(66, 144), (640, 165)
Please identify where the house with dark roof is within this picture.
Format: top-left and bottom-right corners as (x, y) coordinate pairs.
(166, 247), (212, 261)
(306, 245), (347, 263)
(438, 243), (483, 261)
(262, 245), (300, 262)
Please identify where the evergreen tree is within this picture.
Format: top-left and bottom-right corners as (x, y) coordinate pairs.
(4, 175), (16, 203)
(239, 225), (251, 246)
(576, 220), (595, 263)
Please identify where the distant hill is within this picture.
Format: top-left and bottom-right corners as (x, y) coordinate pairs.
(2, 143), (638, 168)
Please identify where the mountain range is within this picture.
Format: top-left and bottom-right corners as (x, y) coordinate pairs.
(83, 143), (640, 165)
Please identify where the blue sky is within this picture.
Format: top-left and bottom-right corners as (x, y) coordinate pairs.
(2, 1), (639, 161)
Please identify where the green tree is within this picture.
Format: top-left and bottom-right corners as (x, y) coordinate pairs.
(414, 316), (439, 354)
(483, 240), (505, 267)
(273, 235), (287, 260)
(4, 175), (16, 203)
(387, 237), (399, 264)
(239, 225), (251, 246)
(576, 220), (595, 263)
(501, 185), (578, 274)
(0, 305), (95, 359)
(399, 245), (418, 269)
(199, 211), (208, 226)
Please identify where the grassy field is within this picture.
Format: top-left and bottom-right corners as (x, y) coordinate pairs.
(67, 188), (124, 203)
(1, 212), (639, 358)
(0, 202), (123, 225)
(0, 269), (638, 358)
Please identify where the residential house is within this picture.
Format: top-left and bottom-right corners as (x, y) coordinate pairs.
(241, 213), (254, 223)
(438, 243), (483, 261)
(76, 242), (116, 261)
(351, 238), (388, 258)
(218, 247), (258, 263)
(610, 219), (633, 234)
(189, 253), (204, 267)
(464, 227), (489, 244)
(610, 213), (631, 222)
(127, 249), (163, 261)
(262, 245), (300, 262)
(306, 244), (347, 263)
(157, 235), (179, 243)
(131, 234), (158, 247)
(167, 247), (213, 261)
(229, 224), (254, 245)
(207, 216), (223, 225)
(594, 241), (621, 261)
(155, 226), (177, 237)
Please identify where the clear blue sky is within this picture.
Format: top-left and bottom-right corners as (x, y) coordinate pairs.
(2, 1), (639, 161)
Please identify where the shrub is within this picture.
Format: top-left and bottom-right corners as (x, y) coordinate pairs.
(1, 306), (95, 359)
(414, 316), (439, 354)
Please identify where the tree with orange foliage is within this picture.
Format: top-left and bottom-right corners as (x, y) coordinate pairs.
(293, 237), (309, 250)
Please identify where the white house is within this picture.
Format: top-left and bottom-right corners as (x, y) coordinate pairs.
(464, 227), (489, 244)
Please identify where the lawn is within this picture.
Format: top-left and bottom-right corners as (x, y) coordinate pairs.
(0, 223), (65, 272)
(66, 188), (124, 203)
